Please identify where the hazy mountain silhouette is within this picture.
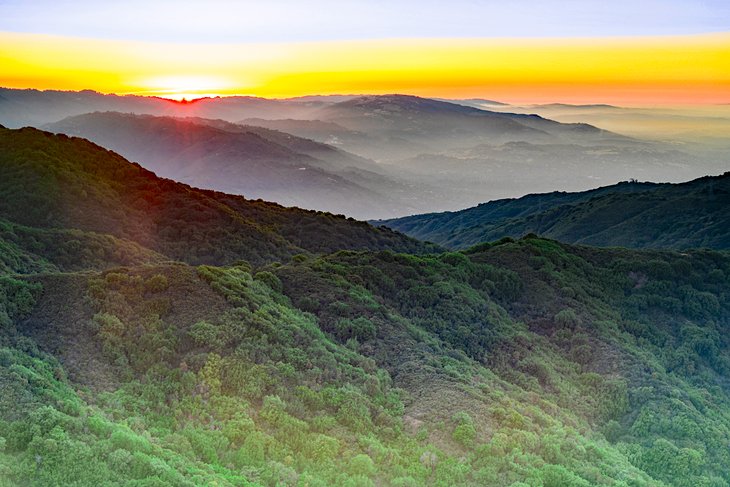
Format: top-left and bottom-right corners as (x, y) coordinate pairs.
(0, 88), (325, 127)
(45, 112), (439, 219)
(6, 88), (726, 217)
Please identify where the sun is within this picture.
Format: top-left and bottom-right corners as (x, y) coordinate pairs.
(135, 75), (234, 100)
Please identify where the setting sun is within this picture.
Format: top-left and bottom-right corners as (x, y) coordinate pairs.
(132, 75), (235, 100)
(1, 31), (728, 105)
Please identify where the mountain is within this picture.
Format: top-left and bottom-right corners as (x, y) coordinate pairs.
(242, 94), (623, 161)
(3, 125), (730, 485)
(242, 116), (707, 210)
(47, 110), (641, 221)
(2, 225), (730, 485)
(433, 98), (510, 108)
(237, 95), (701, 208)
(182, 117), (384, 174)
(0, 126), (437, 265)
(0, 88), (168, 127)
(378, 172), (730, 249)
(0, 88), (328, 127)
(44, 112), (437, 219)
(6, 89), (721, 216)
(238, 117), (388, 156)
(239, 95), (707, 206)
(301, 94), (630, 161)
(1, 88), (629, 155)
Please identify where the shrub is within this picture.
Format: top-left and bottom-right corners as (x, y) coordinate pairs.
(348, 454), (376, 477)
(254, 271), (283, 293)
(452, 412), (477, 447)
(335, 317), (377, 342)
(187, 321), (223, 349)
(554, 308), (580, 328)
(144, 274), (169, 293)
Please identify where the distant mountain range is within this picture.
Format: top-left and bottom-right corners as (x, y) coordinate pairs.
(44, 112), (436, 219)
(3, 88), (725, 219)
(487, 101), (730, 146)
(378, 172), (730, 250)
(305, 94), (631, 160)
(434, 98), (509, 108)
(2, 89), (627, 152)
(0, 88), (333, 128)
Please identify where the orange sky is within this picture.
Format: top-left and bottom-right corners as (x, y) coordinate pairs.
(1, 32), (728, 105)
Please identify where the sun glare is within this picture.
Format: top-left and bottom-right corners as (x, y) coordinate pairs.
(0, 31), (728, 105)
(137, 75), (234, 101)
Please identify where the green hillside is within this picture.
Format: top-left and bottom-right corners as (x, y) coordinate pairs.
(378, 174), (730, 250)
(1, 127), (730, 486)
(0, 127), (437, 266)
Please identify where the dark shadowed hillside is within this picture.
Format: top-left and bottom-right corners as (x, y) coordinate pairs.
(0, 126), (438, 265)
(379, 173), (730, 250)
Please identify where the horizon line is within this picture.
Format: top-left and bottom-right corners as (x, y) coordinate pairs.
(3, 86), (729, 108)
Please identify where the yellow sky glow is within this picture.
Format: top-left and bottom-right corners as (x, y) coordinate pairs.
(1, 32), (728, 104)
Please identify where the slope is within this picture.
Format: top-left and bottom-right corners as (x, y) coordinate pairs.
(45, 112), (439, 219)
(0, 126), (437, 266)
(8, 89), (708, 216)
(2, 235), (730, 485)
(379, 173), (730, 250)
(311, 94), (630, 159)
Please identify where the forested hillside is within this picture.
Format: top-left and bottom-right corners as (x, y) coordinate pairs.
(0, 126), (436, 266)
(379, 174), (730, 250)
(2, 232), (730, 485)
(1, 127), (730, 486)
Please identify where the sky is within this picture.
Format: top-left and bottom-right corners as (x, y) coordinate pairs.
(1, 0), (729, 104)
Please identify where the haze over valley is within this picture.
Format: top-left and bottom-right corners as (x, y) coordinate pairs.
(2, 88), (727, 219)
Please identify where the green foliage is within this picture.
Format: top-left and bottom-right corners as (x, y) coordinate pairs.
(335, 316), (377, 341)
(0, 276), (40, 329)
(0, 217), (166, 273)
(348, 454), (376, 477)
(451, 412), (477, 447)
(145, 274), (169, 293)
(187, 320), (224, 349)
(382, 172), (730, 251)
(554, 308), (580, 328)
(0, 133), (729, 487)
(253, 270), (283, 293)
(0, 127), (439, 268)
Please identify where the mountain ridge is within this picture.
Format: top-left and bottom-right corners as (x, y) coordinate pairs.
(0, 126), (438, 266)
(44, 111), (436, 219)
(377, 173), (730, 250)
